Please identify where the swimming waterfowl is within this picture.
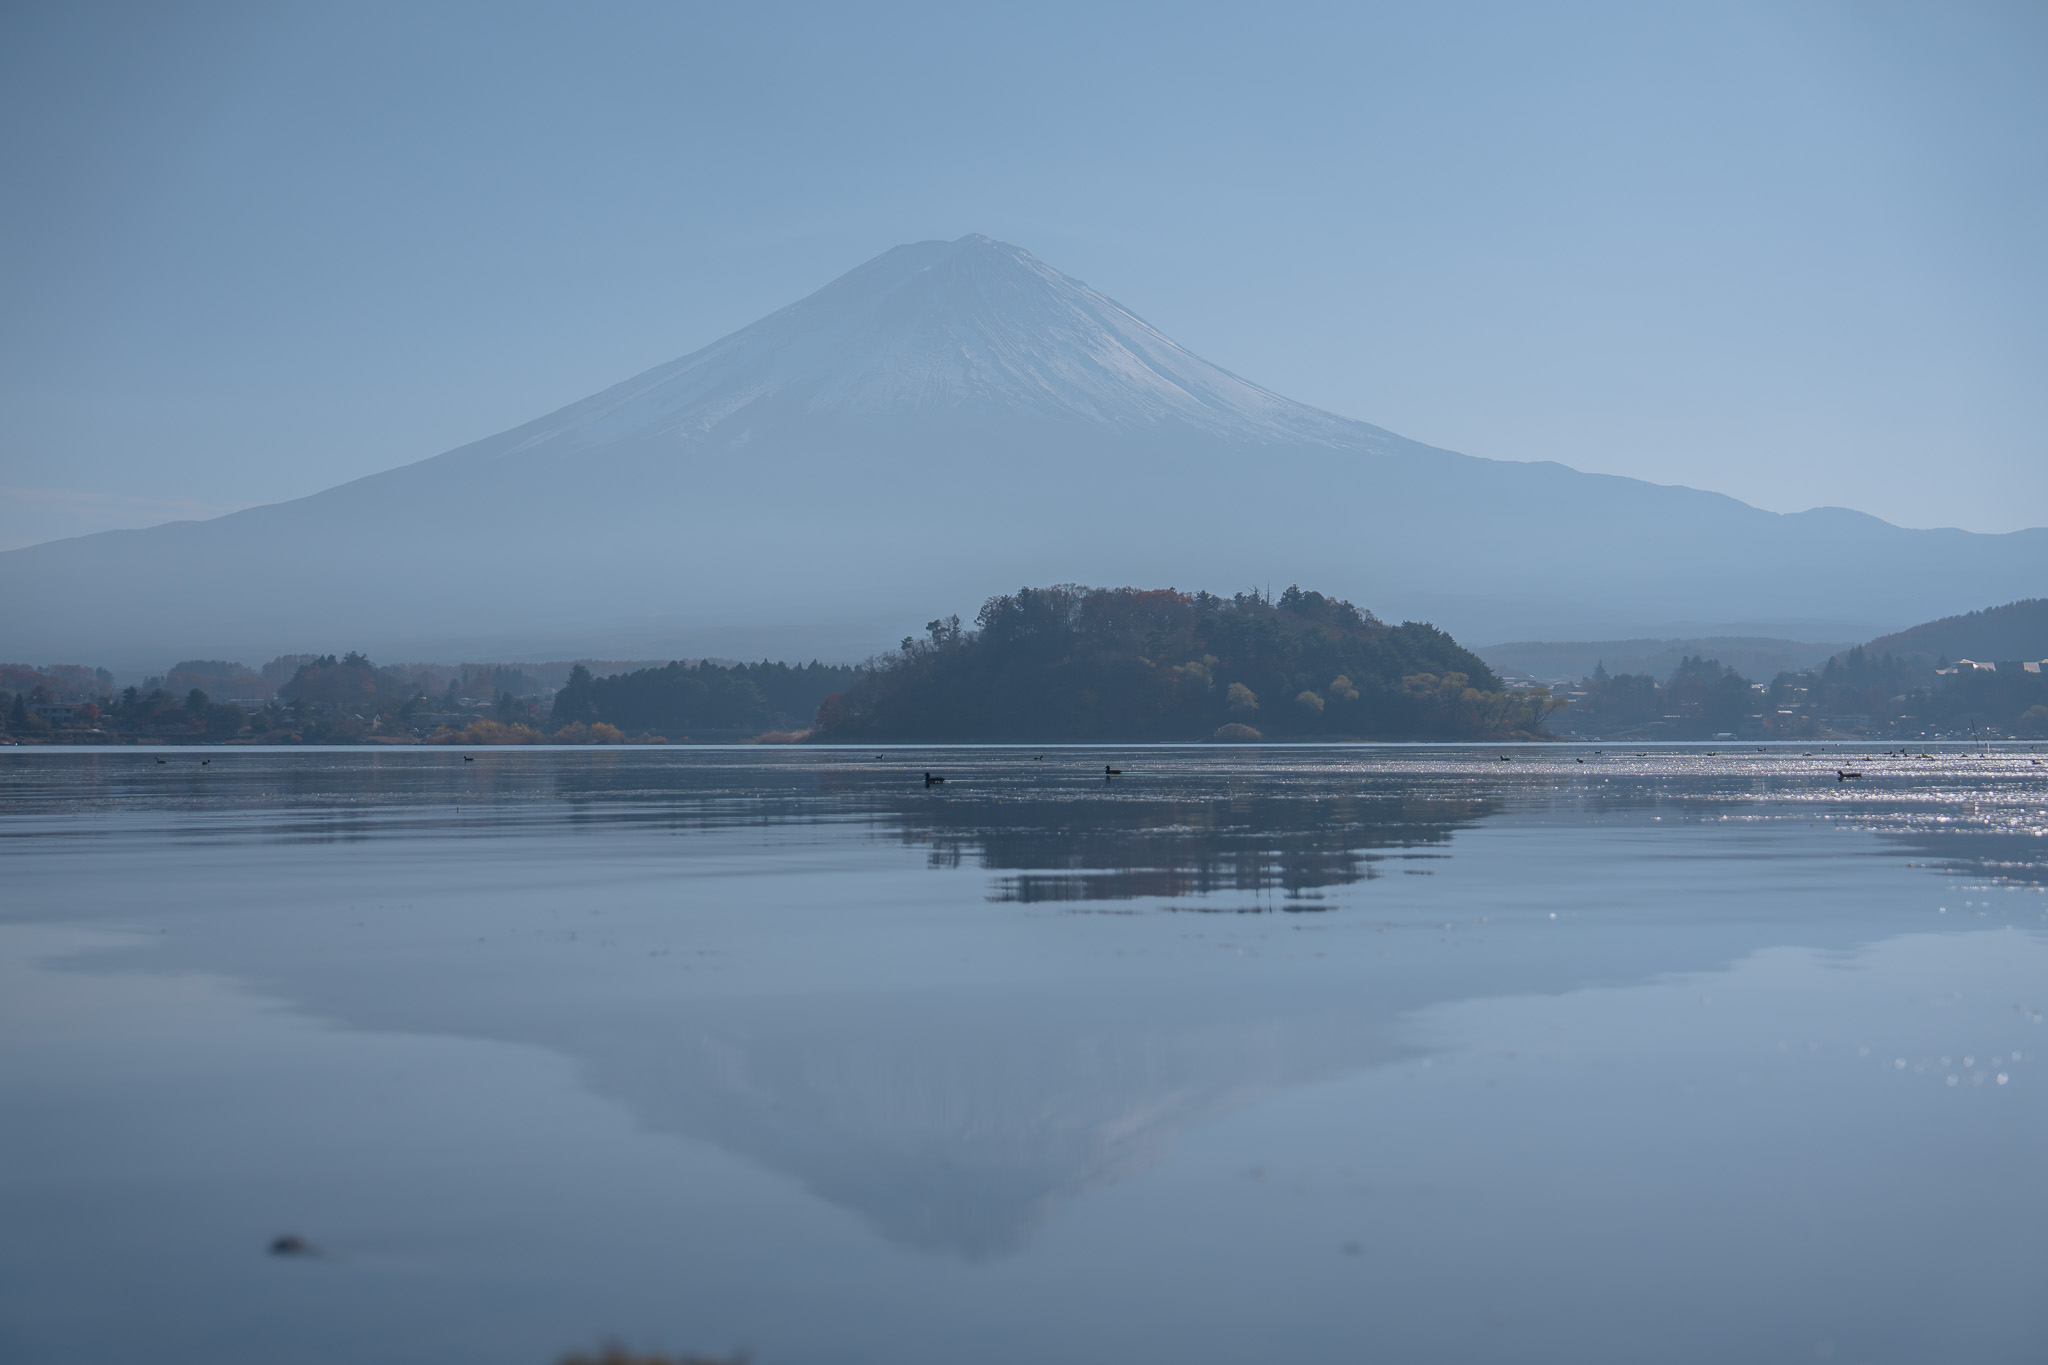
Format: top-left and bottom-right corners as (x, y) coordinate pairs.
(924, 771), (945, 786)
(1104, 765), (1122, 777)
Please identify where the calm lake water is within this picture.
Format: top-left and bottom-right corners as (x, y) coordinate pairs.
(3, 744), (2045, 1364)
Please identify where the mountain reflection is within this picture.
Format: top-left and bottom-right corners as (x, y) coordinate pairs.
(20, 749), (2044, 1272)
(594, 990), (1408, 1262)
(886, 792), (1498, 907)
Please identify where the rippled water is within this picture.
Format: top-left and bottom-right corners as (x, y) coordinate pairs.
(3, 744), (2046, 1364)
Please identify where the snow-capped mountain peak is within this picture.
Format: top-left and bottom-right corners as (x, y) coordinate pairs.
(505, 234), (1361, 455)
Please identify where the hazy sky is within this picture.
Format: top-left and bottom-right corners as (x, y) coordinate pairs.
(3, 1), (2045, 549)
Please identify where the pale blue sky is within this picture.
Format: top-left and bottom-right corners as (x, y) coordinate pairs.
(3, 0), (2044, 548)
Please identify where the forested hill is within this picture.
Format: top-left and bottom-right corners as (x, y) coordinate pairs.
(1855, 598), (2048, 667)
(814, 585), (1558, 742)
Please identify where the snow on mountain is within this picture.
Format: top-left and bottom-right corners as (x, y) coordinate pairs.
(1, 234), (2043, 668)
(487, 235), (1367, 461)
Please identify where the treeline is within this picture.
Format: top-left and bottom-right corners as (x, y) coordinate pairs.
(1760, 646), (1924, 733)
(552, 659), (858, 737)
(1561, 655), (1761, 738)
(813, 584), (1559, 742)
(1, 651), (586, 745)
(3, 682), (272, 744)
(1901, 666), (2048, 736)
(1, 650), (860, 745)
(1557, 644), (2048, 738)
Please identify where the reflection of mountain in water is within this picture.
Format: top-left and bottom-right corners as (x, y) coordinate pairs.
(559, 791), (1498, 1256)
(63, 749), (2048, 1265)
(582, 990), (1407, 1261)
(526, 772), (1499, 1257)
(888, 792), (1499, 907)
(166, 763), (1505, 1259)
(36, 751), (2048, 1266)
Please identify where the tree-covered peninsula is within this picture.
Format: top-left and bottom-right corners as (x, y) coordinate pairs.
(814, 585), (1559, 742)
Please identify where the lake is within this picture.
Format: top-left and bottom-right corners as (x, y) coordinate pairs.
(2, 744), (2044, 1364)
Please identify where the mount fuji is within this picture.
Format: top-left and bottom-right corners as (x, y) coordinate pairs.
(4, 234), (2043, 667)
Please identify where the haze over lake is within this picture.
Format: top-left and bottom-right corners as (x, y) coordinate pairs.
(4, 745), (2044, 1364)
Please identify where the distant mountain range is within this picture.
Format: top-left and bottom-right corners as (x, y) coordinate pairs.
(3, 234), (2043, 668)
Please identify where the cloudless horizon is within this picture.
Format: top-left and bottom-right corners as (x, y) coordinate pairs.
(3, 1), (2046, 551)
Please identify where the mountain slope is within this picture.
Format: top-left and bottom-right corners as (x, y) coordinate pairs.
(3, 234), (2044, 667)
(1853, 598), (2048, 666)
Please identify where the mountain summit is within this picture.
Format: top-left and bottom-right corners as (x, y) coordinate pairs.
(473, 234), (1362, 464)
(2, 236), (2043, 665)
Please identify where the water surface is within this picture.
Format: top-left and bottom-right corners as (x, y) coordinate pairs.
(3, 745), (2045, 1363)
